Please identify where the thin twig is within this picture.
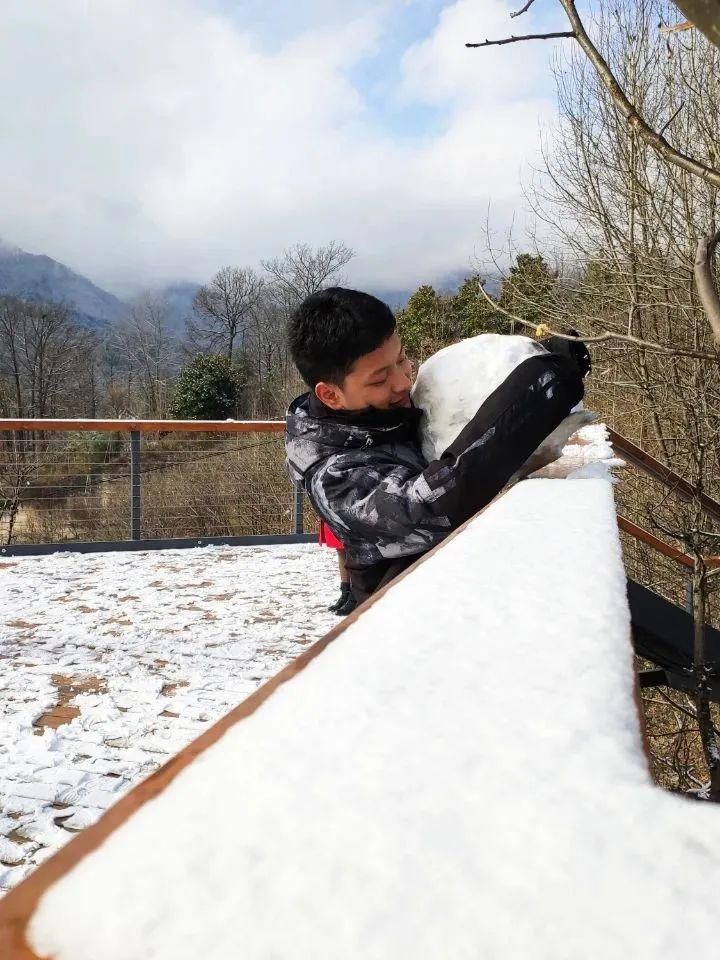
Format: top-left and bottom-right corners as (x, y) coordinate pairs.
(659, 104), (684, 137)
(466, 31), (574, 48)
(510, 0), (537, 18)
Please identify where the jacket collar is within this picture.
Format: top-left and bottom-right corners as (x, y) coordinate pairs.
(305, 391), (422, 432)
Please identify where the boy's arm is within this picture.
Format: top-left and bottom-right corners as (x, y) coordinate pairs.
(310, 353), (584, 556)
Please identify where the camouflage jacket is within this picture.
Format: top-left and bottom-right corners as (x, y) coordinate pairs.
(285, 352), (583, 602)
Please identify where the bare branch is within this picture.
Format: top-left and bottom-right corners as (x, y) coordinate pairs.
(510, 0), (538, 18)
(476, 281), (720, 363)
(556, 0), (720, 190)
(466, 31), (574, 48)
(694, 228), (720, 344)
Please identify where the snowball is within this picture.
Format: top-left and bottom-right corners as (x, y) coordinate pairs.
(412, 334), (547, 461)
(412, 334), (598, 482)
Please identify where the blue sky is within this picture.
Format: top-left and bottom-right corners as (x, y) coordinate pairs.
(0, 0), (565, 294)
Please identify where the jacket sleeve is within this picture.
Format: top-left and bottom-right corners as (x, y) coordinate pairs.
(309, 353), (584, 558)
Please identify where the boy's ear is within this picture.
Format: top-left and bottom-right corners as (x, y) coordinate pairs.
(315, 381), (345, 410)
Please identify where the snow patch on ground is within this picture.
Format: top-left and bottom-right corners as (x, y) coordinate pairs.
(0, 543), (337, 892)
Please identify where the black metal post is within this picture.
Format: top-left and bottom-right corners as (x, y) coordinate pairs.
(293, 481), (304, 535)
(130, 431), (141, 541)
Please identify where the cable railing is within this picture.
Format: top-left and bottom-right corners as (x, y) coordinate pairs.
(0, 418), (313, 555)
(2, 417), (719, 575)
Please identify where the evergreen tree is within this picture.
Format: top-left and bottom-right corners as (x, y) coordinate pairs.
(169, 354), (243, 420)
(396, 285), (452, 362)
(448, 275), (510, 337)
(498, 254), (556, 331)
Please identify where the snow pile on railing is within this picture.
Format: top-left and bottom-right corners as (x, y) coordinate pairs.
(4, 478), (720, 960)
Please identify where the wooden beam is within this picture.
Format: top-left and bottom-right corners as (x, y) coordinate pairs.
(618, 515), (720, 569)
(618, 514), (694, 568)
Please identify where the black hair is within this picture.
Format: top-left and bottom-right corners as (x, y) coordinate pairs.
(288, 287), (396, 388)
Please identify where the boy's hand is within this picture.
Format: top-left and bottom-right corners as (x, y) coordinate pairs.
(540, 329), (591, 378)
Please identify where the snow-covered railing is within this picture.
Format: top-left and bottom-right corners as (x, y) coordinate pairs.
(0, 418), (309, 555)
(3, 476), (719, 959)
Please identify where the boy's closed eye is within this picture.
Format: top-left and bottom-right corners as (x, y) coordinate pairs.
(369, 355), (408, 387)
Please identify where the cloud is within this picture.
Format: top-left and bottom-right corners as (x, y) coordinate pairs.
(0, 0), (560, 295)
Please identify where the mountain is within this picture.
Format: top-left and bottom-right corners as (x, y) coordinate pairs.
(0, 243), (127, 328)
(155, 281), (201, 336)
(0, 242), (500, 331)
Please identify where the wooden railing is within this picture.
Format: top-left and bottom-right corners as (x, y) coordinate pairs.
(608, 428), (720, 525)
(0, 418), (300, 554)
(609, 429), (720, 571)
(0, 418), (285, 433)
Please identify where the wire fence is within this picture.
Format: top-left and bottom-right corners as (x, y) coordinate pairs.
(0, 419), (316, 552)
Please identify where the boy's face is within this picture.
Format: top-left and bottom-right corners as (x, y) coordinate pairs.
(315, 334), (413, 412)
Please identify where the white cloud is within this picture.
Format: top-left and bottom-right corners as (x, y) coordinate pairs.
(0, 0), (559, 295)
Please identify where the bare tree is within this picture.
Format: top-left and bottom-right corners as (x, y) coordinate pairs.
(115, 294), (179, 417)
(0, 437), (34, 544)
(467, 0), (720, 343)
(261, 241), (354, 304)
(0, 297), (94, 418)
(252, 242), (355, 411)
(187, 267), (263, 362)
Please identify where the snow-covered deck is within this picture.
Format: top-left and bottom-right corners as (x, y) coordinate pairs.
(5, 478), (719, 960)
(0, 543), (337, 892)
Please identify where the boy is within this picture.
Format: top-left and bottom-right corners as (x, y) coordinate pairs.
(285, 287), (587, 608)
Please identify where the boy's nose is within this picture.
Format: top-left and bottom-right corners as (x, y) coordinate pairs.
(393, 369), (412, 392)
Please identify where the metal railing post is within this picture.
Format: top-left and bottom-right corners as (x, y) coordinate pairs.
(293, 481), (304, 535)
(130, 431), (141, 541)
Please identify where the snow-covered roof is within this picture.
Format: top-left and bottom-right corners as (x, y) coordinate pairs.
(4, 478), (720, 959)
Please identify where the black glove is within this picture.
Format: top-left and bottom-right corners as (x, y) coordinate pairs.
(540, 329), (591, 378)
